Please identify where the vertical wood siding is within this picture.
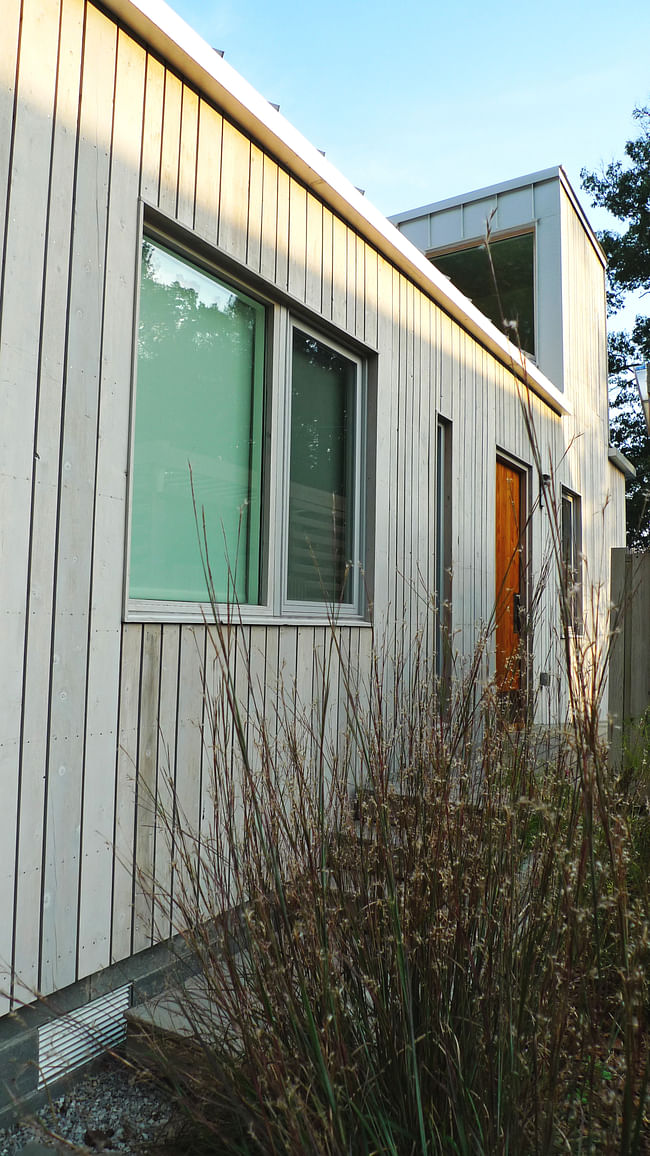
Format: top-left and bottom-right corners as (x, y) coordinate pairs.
(0, 0), (621, 1010)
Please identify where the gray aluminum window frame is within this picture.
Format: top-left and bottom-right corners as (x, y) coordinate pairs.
(125, 224), (368, 625)
(560, 487), (583, 636)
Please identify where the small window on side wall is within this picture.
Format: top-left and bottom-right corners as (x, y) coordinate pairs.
(286, 327), (363, 608)
(561, 489), (583, 634)
(130, 237), (265, 605)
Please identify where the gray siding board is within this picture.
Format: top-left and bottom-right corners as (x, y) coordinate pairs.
(132, 623), (161, 953)
(288, 177), (307, 302)
(247, 142), (264, 274)
(111, 622), (141, 964)
(0, 0), (21, 269)
(157, 68), (181, 219)
(152, 624), (181, 941)
(139, 53), (164, 205)
(259, 151), (277, 284)
(176, 83), (198, 229)
(218, 119), (249, 264)
(77, 26), (146, 984)
(169, 625), (204, 933)
(1, 0), (63, 1014)
(193, 97), (222, 244)
(41, 5), (117, 996)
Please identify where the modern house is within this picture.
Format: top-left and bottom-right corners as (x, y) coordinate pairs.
(0, 0), (627, 1112)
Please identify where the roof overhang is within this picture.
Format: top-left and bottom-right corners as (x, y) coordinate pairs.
(608, 445), (636, 481)
(388, 166), (606, 270)
(100, 0), (571, 418)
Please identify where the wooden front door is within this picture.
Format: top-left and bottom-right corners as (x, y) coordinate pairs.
(495, 460), (525, 707)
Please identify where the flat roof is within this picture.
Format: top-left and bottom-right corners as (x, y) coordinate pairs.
(389, 165), (606, 269)
(101, 0), (571, 416)
(388, 166), (563, 223)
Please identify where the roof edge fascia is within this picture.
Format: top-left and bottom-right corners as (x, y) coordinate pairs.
(99, 0), (571, 417)
(608, 445), (636, 480)
(557, 166), (607, 268)
(388, 166), (562, 224)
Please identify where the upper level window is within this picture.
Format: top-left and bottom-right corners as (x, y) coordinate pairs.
(129, 234), (366, 619)
(432, 231), (535, 359)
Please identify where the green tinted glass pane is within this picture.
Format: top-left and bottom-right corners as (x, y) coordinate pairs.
(130, 238), (264, 603)
(434, 232), (535, 357)
(288, 330), (355, 603)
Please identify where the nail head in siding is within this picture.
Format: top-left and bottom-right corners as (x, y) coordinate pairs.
(37, 984), (132, 1088)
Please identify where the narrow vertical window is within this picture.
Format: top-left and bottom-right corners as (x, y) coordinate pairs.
(435, 417), (452, 677)
(130, 238), (265, 604)
(287, 328), (361, 605)
(561, 488), (582, 633)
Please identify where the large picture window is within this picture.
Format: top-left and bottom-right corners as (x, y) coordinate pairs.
(130, 238), (265, 605)
(129, 234), (366, 618)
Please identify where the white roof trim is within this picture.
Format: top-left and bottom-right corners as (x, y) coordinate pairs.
(608, 445), (636, 481)
(388, 167), (563, 223)
(102, 0), (571, 417)
(390, 166), (605, 270)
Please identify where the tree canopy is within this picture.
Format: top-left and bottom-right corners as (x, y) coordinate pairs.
(581, 106), (650, 549)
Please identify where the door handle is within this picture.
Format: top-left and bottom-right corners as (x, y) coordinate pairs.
(513, 593), (522, 634)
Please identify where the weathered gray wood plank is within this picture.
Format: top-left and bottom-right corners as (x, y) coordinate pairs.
(158, 67), (181, 217)
(247, 142), (264, 273)
(139, 53), (164, 204)
(111, 624), (142, 963)
(171, 626), (204, 932)
(152, 625), (180, 942)
(133, 625), (162, 953)
(288, 178), (307, 301)
(176, 83), (198, 228)
(77, 26), (146, 984)
(259, 152), (277, 283)
(12, 0), (85, 1009)
(193, 97), (222, 243)
(0, 0), (61, 1015)
(41, 5), (117, 995)
(218, 119), (249, 263)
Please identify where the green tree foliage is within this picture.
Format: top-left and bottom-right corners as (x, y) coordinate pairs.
(581, 107), (650, 549)
(608, 347), (650, 550)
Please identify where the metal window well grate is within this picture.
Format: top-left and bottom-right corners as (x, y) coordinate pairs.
(38, 984), (132, 1088)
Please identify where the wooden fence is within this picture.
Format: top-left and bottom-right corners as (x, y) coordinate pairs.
(609, 548), (650, 769)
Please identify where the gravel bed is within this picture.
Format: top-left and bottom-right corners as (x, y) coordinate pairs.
(0, 1056), (185, 1155)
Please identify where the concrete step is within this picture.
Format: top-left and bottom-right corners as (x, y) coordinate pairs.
(124, 956), (250, 1064)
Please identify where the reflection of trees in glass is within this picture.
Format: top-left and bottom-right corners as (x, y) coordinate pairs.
(139, 240), (256, 371)
(288, 330), (356, 603)
(433, 232), (535, 357)
(131, 238), (264, 604)
(290, 334), (351, 487)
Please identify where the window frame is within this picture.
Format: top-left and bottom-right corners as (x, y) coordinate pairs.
(427, 225), (538, 362)
(280, 318), (366, 618)
(560, 487), (583, 636)
(124, 220), (369, 625)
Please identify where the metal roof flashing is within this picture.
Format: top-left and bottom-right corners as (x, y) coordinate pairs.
(100, 0), (571, 417)
(389, 166), (606, 268)
(608, 445), (637, 481)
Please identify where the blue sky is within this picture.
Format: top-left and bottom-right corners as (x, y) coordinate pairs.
(167, 0), (649, 328)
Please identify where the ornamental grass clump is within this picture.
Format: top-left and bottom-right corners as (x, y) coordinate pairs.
(143, 591), (650, 1155)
